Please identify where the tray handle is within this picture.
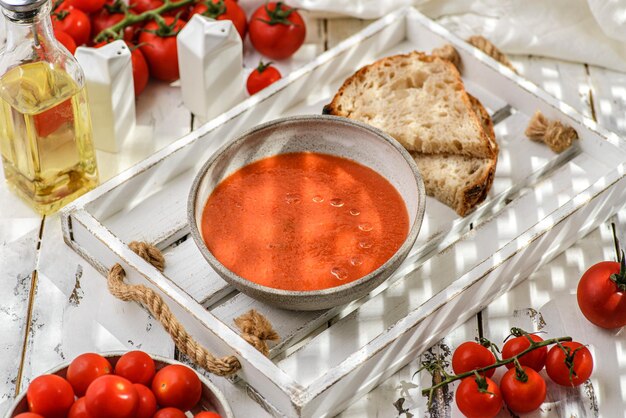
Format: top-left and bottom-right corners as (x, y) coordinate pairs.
(107, 241), (279, 375)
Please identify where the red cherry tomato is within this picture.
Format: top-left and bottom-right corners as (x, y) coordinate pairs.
(455, 376), (502, 418)
(26, 375), (75, 418)
(52, 6), (91, 46)
(246, 61), (281, 95)
(129, 0), (161, 13)
(138, 17), (185, 82)
(66, 353), (112, 397)
(151, 364), (202, 411)
(189, 0), (246, 40)
(249, 2), (305, 60)
(133, 384), (157, 418)
(90, 5), (138, 44)
(65, 0), (106, 14)
(502, 333), (547, 372)
(500, 366), (546, 413)
(578, 258), (626, 329)
(14, 414), (45, 418)
(68, 397), (93, 418)
(84, 375), (139, 418)
(114, 351), (156, 385)
(546, 342), (593, 386)
(129, 46), (150, 97)
(153, 408), (186, 418)
(32, 97), (73, 137)
(451, 341), (496, 378)
(55, 30), (77, 54)
(195, 413), (222, 418)
(129, 0), (186, 16)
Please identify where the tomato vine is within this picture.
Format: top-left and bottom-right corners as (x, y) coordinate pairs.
(419, 328), (572, 403)
(93, 0), (194, 42)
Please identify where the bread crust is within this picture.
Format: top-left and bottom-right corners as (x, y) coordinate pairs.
(456, 95), (497, 216)
(324, 51), (496, 159)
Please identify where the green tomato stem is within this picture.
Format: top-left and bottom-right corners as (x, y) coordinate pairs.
(94, 0), (195, 43)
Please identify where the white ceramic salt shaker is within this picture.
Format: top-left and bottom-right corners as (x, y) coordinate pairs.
(177, 15), (245, 121)
(75, 40), (136, 153)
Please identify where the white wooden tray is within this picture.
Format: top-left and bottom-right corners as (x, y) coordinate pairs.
(60, 7), (626, 417)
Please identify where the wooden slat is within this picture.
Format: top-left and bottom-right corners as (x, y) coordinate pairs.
(162, 238), (231, 305)
(0, 214), (40, 408)
(587, 65), (626, 135)
(327, 19), (374, 49)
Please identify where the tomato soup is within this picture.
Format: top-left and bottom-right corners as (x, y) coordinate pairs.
(201, 152), (409, 291)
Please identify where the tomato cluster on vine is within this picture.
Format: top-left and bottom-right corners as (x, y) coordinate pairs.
(16, 351), (223, 418)
(421, 329), (594, 418)
(51, 0), (303, 98)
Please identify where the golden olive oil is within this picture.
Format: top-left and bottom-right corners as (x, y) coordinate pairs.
(0, 61), (99, 214)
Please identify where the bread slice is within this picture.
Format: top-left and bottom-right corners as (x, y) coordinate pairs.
(412, 95), (497, 216)
(324, 51), (495, 158)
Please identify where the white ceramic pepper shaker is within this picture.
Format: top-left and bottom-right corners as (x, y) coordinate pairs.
(177, 15), (245, 121)
(75, 40), (136, 153)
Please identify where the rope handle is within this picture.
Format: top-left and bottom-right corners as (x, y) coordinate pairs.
(107, 241), (279, 376)
(525, 111), (578, 153)
(432, 35), (517, 74)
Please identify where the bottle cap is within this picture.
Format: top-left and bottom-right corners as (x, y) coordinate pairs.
(0, 0), (48, 13)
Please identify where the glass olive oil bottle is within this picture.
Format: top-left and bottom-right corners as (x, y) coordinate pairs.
(0, 0), (98, 214)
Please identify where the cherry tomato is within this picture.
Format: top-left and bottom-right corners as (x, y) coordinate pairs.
(65, 0), (106, 14)
(129, 46), (150, 97)
(129, 0), (187, 16)
(129, 0), (161, 13)
(578, 258), (626, 329)
(249, 2), (305, 60)
(455, 376), (502, 418)
(55, 30), (77, 54)
(52, 6), (91, 46)
(189, 0), (246, 40)
(33, 97), (73, 137)
(500, 366), (546, 414)
(151, 364), (202, 411)
(114, 351), (156, 385)
(502, 333), (547, 372)
(68, 397), (92, 418)
(153, 408), (186, 418)
(546, 342), (593, 386)
(14, 414), (45, 418)
(26, 375), (75, 418)
(133, 384), (157, 418)
(90, 5), (138, 44)
(195, 413), (222, 418)
(451, 341), (496, 378)
(84, 375), (138, 418)
(66, 353), (112, 397)
(246, 61), (281, 95)
(139, 17), (185, 82)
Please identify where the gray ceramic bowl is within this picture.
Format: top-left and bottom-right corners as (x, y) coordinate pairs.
(5, 352), (234, 418)
(188, 115), (425, 311)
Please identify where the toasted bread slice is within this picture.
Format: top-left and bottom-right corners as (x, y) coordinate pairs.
(324, 51), (495, 158)
(412, 95), (497, 216)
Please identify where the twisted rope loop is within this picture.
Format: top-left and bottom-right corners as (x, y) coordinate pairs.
(525, 111), (578, 153)
(107, 241), (279, 376)
(431, 36), (516, 74)
(467, 35), (517, 73)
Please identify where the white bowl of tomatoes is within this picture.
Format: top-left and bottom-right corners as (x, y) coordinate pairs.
(5, 351), (233, 418)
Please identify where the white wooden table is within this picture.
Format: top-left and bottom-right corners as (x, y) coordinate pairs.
(2, 16), (626, 418)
